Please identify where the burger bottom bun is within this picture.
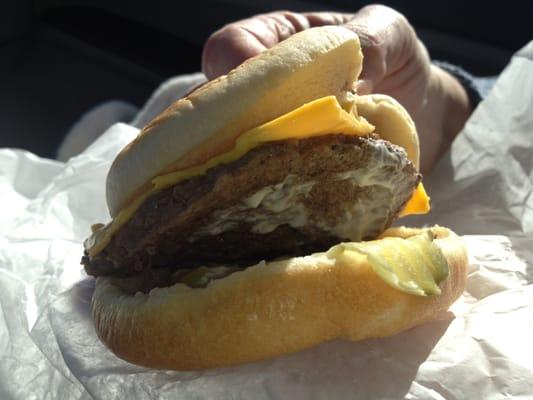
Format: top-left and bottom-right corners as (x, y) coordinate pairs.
(91, 226), (467, 370)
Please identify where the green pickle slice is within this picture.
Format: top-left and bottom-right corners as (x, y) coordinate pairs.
(178, 230), (448, 294)
(333, 230), (449, 296)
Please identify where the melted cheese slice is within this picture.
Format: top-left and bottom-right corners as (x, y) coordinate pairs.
(86, 96), (429, 257)
(400, 182), (430, 217)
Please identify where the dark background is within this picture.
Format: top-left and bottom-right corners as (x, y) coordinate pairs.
(1, 0), (531, 158)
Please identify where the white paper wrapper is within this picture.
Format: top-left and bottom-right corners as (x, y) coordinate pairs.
(1, 42), (532, 399)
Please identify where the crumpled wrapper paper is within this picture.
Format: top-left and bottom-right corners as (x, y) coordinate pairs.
(1, 41), (532, 399)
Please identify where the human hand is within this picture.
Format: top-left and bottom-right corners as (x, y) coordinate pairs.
(202, 5), (472, 172)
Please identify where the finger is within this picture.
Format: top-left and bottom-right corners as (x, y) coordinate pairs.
(202, 11), (350, 80)
(342, 5), (418, 95)
(202, 12), (308, 79)
(302, 12), (353, 27)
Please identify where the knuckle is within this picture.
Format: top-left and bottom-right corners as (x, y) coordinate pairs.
(203, 24), (241, 56)
(359, 4), (397, 17)
(359, 4), (410, 29)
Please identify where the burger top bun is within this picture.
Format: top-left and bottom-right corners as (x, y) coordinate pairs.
(106, 26), (365, 217)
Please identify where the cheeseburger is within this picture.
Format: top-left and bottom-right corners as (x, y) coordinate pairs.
(82, 26), (467, 370)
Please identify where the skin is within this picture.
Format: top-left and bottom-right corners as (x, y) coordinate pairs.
(201, 5), (472, 173)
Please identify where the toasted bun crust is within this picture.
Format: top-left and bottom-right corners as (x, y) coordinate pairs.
(106, 26), (364, 217)
(91, 226), (467, 370)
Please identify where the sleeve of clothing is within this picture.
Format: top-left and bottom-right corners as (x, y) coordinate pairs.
(433, 61), (497, 109)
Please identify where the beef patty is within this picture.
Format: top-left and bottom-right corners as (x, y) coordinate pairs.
(82, 135), (420, 278)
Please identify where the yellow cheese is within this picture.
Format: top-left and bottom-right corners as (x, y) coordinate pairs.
(152, 96), (372, 188)
(399, 182), (430, 217)
(86, 96), (427, 257)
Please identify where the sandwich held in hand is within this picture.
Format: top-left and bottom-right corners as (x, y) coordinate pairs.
(81, 26), (467, 370)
